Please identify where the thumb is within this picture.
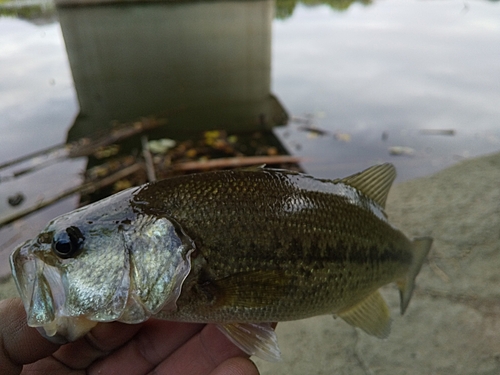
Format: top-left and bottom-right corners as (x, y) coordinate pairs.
(0, 298), (60, 375)
(209, 357), (260, 375)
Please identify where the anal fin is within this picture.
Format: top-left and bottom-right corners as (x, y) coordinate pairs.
(337, 290), (391, 339)
(217, 322), (281, 362)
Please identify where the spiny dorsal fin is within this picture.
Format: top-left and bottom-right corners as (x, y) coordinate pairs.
(337, 290), (392, 339)
(340, 163), (396, 209)
(239, 164), (266, 171)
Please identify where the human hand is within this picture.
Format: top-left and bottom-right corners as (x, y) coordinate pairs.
(0, 298), (259, 375)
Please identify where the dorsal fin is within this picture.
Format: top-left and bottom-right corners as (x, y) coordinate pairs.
(239, 164), (266, 171)
(339, 163), (396, 209)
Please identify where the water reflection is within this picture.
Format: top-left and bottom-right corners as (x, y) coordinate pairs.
(1, 1), (500, 373)
(0, 0), (293, 277)
(1, 0), (500, 272)
(272, 0), (500, 181)
(0, 0), (56, 24)
(275, 0), (372, 18)
(58, 0), (287, 141)
(0, 0), (376, 23)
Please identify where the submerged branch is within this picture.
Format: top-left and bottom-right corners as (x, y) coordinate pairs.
(0, 143), (66, 171)
(171, 155), (301, 171)
(0, 116), (164, 182)
(0, 163), (144, 229)
(141, 135), (157, 182)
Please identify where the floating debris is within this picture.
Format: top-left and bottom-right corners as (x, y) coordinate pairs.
(290, 115), (313, 124)
(298, 125), (329, 137)
(0, 122), (300, 227)
(388, 146), (416, 157)
(171, 155), (301, 172)
(267, 146), (279, 156)
(68, 116), (166, 158)
(113, 179), (134, 192)
(7, 193), (25, 207)
(147, 139), (176, 154)
(334, 132), (351, 142)
(420, 129), (455, 136)
(93, 145), (120, 159)
(0, 163), (145, 229)
(85, 156), (137, 181)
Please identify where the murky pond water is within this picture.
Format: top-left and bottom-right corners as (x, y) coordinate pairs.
(1, 0), (499, 276)
(0, 1), (499, 372)
(273, 0), (500, 180)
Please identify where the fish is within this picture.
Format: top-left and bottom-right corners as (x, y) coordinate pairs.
(10, 163), (432, 361)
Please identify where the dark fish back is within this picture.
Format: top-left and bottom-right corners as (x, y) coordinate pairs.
(132, 169), (411, 289)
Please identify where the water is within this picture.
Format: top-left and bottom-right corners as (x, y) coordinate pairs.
(0, 1), (499, 372)
(0, 11), (84, 275)
(1, 1), (498, 170)
(272, 1), (500, 180)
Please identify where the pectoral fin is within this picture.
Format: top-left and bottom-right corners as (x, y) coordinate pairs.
(217, 322), (281, 362)
(337, 290), (391, 339)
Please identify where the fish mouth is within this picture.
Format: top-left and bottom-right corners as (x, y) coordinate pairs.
(10, 242), (51, 324)
(10, 241), (98, 343)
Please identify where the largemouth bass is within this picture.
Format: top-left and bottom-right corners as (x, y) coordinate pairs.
(10, 163), (432, 361)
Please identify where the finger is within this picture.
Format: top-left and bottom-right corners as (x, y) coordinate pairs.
(153, 324), (249, 375)
(209, 357), (260, 375)
(0, 298), (60, 375)
(51, 321), (144, 369)
(21, 356), (77, 375)
(88, 319), (204, 375)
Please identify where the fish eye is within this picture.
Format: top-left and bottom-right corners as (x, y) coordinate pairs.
(52, 226), (85, 259)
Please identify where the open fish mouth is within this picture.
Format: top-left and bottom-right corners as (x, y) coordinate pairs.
(10, 241), (97, 343)
(9, 241), (56, 326)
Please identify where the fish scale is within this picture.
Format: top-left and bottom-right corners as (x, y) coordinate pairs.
(132, 168), (412, 323)
(10, 163), (432, 361)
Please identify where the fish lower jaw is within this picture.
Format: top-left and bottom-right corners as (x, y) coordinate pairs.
(37, 316), (99, 343)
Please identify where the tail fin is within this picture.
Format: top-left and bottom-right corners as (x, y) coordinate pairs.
(397, 237), (433, 314)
